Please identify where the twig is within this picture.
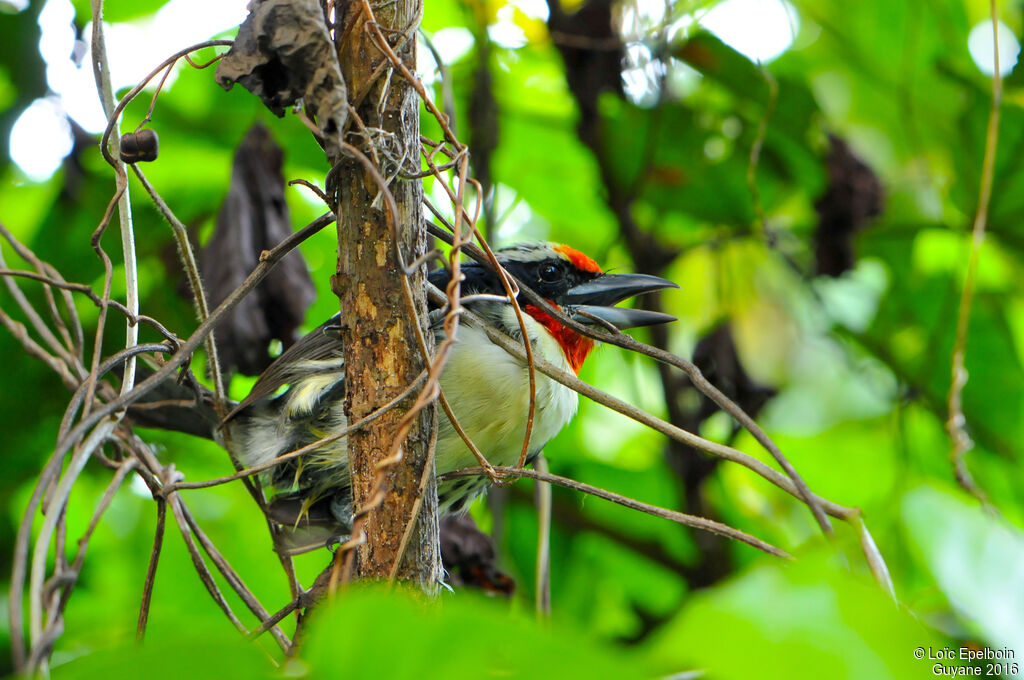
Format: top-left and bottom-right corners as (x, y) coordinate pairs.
(0, 221), (84, 362)
(130, 166), (226, 409)
(137, 497), (166, 641)
(0, 244), (83, 378)
(14, 212), (332, 668)
(0, 305), (77, 389)
(853, 514), (895, 599)
(247, 599), (301, 641)
(430, 286), (854, 520)
(419, 161), (538, 480)
(10, 462), (49, 669)
(947, 0), (1003, 504)
(166, 370), (427, 493)
(534, 453), (552, 617)
(50, 212), (333, 463)
(441, 466), (792, 559)
(0, 264), (182, 344)
(179, 503), (291, 651)
(44, 457), (138, 640)
(418, 29), (458, 137)
(60, 343), (177, 445)
(425, 226), (835, 535)
(91, 0), (140, 402)
(166, 495), (248, 634)
(28, 418), (118, 655)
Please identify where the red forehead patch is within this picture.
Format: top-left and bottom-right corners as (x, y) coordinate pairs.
(554, 244), (602, 273)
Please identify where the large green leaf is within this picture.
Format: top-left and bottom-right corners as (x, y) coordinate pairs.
(300, 585), (651, 679)
(903, 485), (1024, 653)
(645, 552), (943, 679)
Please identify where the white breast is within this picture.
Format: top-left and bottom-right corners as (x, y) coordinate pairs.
(434, 309), (579, 474)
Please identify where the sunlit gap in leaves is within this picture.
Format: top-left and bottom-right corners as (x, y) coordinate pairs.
(492, 184), (550, 245)
(9, 97), (73, 182)
(967, 19), (1021, 77)
(419, 27), (475, 87)
(488, 0), (549, 49)
(621, 0), (799, 106)
(9, 0), (247, 182)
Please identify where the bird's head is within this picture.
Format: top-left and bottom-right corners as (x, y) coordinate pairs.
(457, 242), (678, 374)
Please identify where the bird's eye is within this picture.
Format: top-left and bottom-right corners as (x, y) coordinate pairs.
(538, 264), (561, 282)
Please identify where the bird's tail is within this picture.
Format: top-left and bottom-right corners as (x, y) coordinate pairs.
(124, 366), (348, 554)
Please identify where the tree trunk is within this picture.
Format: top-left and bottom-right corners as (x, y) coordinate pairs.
(330, 0), (441, 586)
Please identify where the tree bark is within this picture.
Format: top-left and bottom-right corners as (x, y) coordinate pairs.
(330, 0), (441, 585)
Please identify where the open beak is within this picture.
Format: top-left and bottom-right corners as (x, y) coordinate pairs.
(564, 273), (678, 330)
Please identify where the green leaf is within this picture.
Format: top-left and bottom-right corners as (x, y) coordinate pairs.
(300, 585), (651, 679)
(902, 485), (1024, 652)
(52, 621), (275, 680)
(645, 552), (943, 679)
(72, 0), (169, 24)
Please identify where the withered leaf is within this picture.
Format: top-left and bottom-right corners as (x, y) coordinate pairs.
(215, 0), (347, 157)
(199, 122), (316, 376)
(814, 134), (884, 277)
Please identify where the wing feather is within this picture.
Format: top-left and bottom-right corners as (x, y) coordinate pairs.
(224, 315), (345, 422)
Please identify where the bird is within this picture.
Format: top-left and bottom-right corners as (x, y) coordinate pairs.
(131, 241), (677, 551)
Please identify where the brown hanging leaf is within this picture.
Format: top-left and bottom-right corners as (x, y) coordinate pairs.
(440, 514), (515, 595)
(199, 122), (315, 376)
(214, 0), (347, 157)
(814, 134), (884, 277)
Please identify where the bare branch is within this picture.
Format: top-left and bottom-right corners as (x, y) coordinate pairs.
(426, 281), (855, 520)
(534, 454), (552, 617)
(442, 466), (792, 559)
(137, 497), (166, 641)
(425, 225), (835, 534)
(947, 0), (1003, 505)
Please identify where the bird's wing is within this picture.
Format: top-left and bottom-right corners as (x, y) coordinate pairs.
(225, 266), (467, 423)
(224, 314), (345, 422)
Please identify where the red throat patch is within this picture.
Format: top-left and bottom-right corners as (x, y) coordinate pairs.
(554, 244), (602, 274)
(524, 304), (594, 374)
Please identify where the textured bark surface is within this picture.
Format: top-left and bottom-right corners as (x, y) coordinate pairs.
(331, 0), (442, 585)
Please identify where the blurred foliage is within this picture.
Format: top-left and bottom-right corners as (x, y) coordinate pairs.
(2, 0), (1024, 677)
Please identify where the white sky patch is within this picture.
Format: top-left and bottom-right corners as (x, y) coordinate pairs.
(418, 35), (440, 87)
(624, 0), (666, 34)
(11, 0), (247, 180)
(968, 19), (1021, 77)
(130, 473), (153, 499)
(697, 0), (799, 63)
(488, 5), (528, 49)
(812, 258), (888, 333)
(622, 0), (797, 103)
(429, 26), (476, 65)
(492, 184), (549, 244)
(426, 178), (457, 226)
(622, 64), (654, 105)
(10, 97), (73, 181)
(509, 0), (548, 22)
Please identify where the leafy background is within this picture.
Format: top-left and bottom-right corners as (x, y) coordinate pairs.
(1, 0), (1023, 677)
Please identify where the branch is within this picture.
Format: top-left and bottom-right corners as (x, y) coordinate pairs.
(425, 227), (849, 525)
(947, 0), (1003, 504)
(442, 466), (792, 559)
(426, 281), (854, 521)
